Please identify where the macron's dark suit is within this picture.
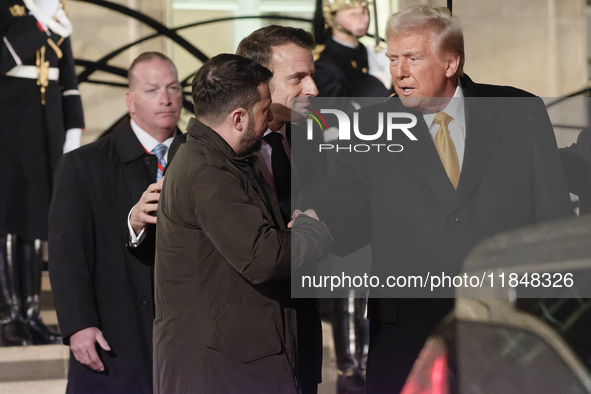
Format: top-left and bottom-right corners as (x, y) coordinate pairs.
(314, 75), (574, 393)
(49, 117), (166, 394)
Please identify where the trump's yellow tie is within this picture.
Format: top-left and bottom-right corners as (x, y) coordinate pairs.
(433, 111), (460, 189)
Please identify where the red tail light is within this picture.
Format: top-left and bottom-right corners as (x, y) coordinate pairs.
(401, 337), (449, 394)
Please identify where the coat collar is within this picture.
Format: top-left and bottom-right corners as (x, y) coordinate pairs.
(185, 117), (258, 167)
(110, 116), (148, 164)
(110, 115), (181, 164)
(456, 74), (502, 208)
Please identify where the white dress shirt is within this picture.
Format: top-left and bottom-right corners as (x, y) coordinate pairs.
(422, 83), (466, 170)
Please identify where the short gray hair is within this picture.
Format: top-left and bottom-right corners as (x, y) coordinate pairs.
(386, 6), (464, 76)
(128, 52), (177, 89)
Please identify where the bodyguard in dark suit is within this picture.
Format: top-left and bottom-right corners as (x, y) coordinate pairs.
(313, 6), (574, 393)
(49, 52), (182, 393)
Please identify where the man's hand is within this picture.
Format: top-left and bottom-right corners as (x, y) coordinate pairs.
(69, 327), (111, 372)
(288, 209), (320, 228)
(130, 177), (164, 235)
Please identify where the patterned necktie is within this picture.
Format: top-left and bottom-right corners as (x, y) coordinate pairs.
(151, 143), (167, 182)
(263, 132), (291, 201)
(433, 111), (461, 189)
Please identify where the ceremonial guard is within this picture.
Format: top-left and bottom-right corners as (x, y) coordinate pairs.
(312, 0), (390, 393)
(0, 0), (84, 345)
(313, 0), (390, 100)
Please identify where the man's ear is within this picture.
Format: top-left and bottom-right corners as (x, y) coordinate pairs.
(125, 91), (135, 115)
(445, 52), (460, 78)
(231, 108), (248, 132)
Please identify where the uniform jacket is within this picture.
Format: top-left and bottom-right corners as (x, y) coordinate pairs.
(153, 118), (332, 394)
(314, 75), (574, 386)
(0, 0), (84, 239)
(314, 36), (390, 100)
(49, 117), (160, 394)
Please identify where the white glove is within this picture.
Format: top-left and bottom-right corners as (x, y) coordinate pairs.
(63, 128), (82, 153)
(33, 0), (60, 17)
(367, 46), (392, 89)
(27, 0), (59, 32)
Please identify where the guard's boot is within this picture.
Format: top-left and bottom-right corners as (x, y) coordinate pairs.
(332, 298), (365, 394)
(19, 238), (61, 345)
(0, 235), (33, 346)
(353, 297), (369, 373)
(0, 275), (8, 322)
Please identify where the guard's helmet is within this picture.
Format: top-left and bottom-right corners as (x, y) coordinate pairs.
(322, 0), (370, 37)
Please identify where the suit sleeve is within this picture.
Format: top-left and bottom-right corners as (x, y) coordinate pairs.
(560, 128), (591, 214)
(58, 36), (84, 131)
(531, 98), (575, 221)
(127, 224), (156, 266)
(48, 153), (100, 344)
(563, 128), (591, 163)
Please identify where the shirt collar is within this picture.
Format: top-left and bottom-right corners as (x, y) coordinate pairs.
(332, 35), (359, 49)
(263, 124), (287, 139)
(130, 118), (174, 153)
(422, 80), (465, 127)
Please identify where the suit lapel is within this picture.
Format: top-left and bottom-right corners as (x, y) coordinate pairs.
(394, 104), (459, 206)
(111, 116), (158, 193)
(453, 97), (501, 211)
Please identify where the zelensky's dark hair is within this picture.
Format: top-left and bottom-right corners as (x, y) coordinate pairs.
(128, 52), (177, 89)
(236, 25), (315, 68)
(191, 54), (273, 126)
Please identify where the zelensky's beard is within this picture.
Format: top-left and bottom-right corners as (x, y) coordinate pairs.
(242, 114), (260, 154)
(250, 139), (263, 153)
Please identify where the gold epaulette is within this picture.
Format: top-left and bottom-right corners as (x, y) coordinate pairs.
(9, 4), (26, 16)
(312, 44), (326, 62)
(47, 38), (63, 59)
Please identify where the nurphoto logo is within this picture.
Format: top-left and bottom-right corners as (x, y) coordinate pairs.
(303, 101), (419, 153)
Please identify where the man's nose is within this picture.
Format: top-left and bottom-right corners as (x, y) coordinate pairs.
(392, 59), (409, 79)
(267, 109), (274, 123)
(160, 89), (172, 105)
(303, 76), (319, 97)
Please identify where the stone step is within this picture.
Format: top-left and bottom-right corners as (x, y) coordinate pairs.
(0, 379), (68, 394)
(0, 271), (69, 393)
(0, 344), (69, 381)
(40, 273), (59, 329)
